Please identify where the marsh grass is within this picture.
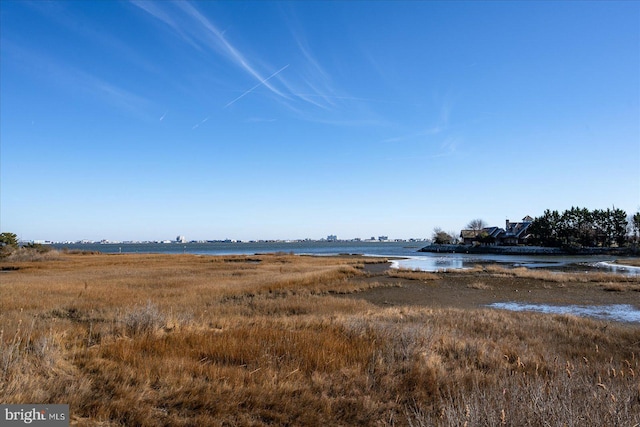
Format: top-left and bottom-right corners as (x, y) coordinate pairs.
(601, 282), (640, 292)
(614, 258), (640, 267)
(1, 253), (639, 425)
(388, 269), (439, 281)
(467, 281), (493, 290)
(478, 264), (636, 283)
(123, 301), (167, 336)
(3, 247), (61, 262)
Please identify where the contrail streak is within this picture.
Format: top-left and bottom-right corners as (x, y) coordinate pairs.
(224, 64), (290, 108)
(192, 116), (209, 129)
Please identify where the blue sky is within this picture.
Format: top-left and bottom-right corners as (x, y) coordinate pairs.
(1, 1), (638, 242)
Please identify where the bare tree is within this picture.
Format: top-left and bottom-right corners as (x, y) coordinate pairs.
(448, 230), (460, 244)
(466, 219), (487, 232)
(432, 227), (454, 244)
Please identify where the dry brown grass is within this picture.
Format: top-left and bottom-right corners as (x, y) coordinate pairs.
(387, 268), (439, 281)
(467, 281), (493, 290)
(615, 258), (640, 267)
(454, 263), (640, 288)
(2, 247), (63, 262)
(1, 253), (639, 426)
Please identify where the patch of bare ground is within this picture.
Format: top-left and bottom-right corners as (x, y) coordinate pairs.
(350, 264), (640, 309)
(1, 254), (639, 426)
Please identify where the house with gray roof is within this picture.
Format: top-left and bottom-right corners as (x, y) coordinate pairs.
(460, 216), (533, 246)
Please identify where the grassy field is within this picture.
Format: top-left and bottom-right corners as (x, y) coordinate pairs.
(1, 251), (639, 426)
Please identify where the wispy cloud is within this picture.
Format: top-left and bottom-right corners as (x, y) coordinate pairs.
(191, 64), (290, 128)
(280, 7), (426, 125)
(179, 2), (290, 100)
(132, 1), (367, 115)
(280, 15), (337, 110)
(382, 135), (461, 163)
(225, 64), (290, 108)
(436, 136), (460, 157)
(3, 39), (153, 118)
(131, 0), (391, 126)
(93, 80), (152, 115)
(381, 94), (455, 144)
(132, 0), (289, 102)
(130, 1), (200, 51)
(27, 1), (159, 74)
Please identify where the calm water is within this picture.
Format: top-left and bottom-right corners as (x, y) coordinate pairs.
(54, 241), (639, 276)
(488, 303), (640, 323)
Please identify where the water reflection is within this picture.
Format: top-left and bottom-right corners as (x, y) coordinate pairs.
(390, 256), (465, 271)
(592, 261), (640, 276)
(488, 302), (640, 323)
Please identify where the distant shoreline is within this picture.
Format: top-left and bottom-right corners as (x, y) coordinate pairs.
(418, 244), (638, 256)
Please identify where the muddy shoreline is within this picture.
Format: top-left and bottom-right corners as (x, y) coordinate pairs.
(350, 262), (640, 320)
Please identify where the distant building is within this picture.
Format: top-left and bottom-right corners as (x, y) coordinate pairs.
(176, 235), (187, 243)
(327, 235), (338, 242)
(501, 216), (534, 245)
(460, 216), (533, 246)
(460, 230), (478, 244)
(378, 236), (389, 241)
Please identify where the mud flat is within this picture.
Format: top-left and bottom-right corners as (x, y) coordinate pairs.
(357, 262), (640, 317)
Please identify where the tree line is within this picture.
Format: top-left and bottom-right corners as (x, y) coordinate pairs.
(528, 207), (639, 248)
(430, 208), (640, 248)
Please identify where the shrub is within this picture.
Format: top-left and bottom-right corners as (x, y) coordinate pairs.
(3, 247), (59, 262)
(122, 301), (166, 336)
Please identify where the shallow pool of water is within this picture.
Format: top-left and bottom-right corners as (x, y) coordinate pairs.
(487, 302), (640, 323)
(389, 255), (640, 276)
(389, 256), (466, 271)
(591, 261), (640, 276)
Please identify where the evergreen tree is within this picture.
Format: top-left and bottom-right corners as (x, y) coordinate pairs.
(0, 232), (18, 248)
(529, 210), (561, 247)
(529, 207), (627, 248)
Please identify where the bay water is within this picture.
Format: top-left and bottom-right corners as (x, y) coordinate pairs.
(53, 241), (639, 276)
